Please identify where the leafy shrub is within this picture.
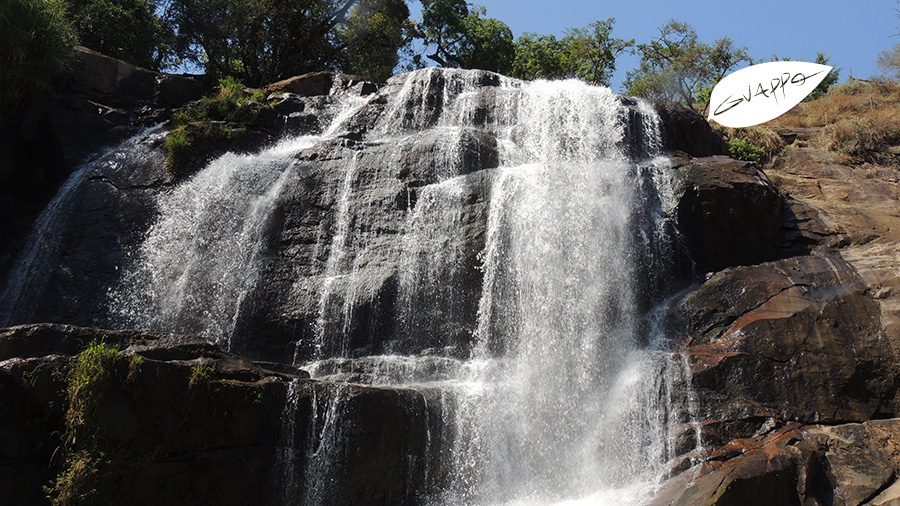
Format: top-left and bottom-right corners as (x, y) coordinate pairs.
(0, 0), (77, 121)
(164, 77), (269, 173)
(715, 125), (785, 163)
(727, 137), (765, 163)
(190, 363), (215, 384)
(47, 340), (120, 505)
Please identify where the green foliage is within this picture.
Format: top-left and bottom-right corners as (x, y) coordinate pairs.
(510, 19), (632, 85)
(727, 137), (765, 163)
(46, 450), (104, 506)
(47, 340), (120, 506)
(190, 363), (215, 384)
(66, 341), (120, 432)
(624, 20), (750, 111)
(168, 0), (361, 86)
(0, 0), (77, 122)
(560, 19), (633, 85)
(458, 11), (515, 73)
(165, 76), (268, 172)
(67, 0), (171, 69)
(806, 52), (840, 100)
(339, 0), (412, 81)
(510, 33), (568, 81)
(415, 0), (514, 72)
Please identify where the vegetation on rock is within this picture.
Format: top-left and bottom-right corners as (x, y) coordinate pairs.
(773, 79), (900, 162)
(47, 340), (121, 506)
(164, 76), (271, 174)
(726, 137), (766, 163)
(190, 363), (215, 384)
(0, 0), (77, 121)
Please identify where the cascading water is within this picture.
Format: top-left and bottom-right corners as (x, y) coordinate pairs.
(302, 70), (701, 505)
(0, 126), (164, 327)
(110, 95), (368, 349)
(33, 67), (706, 505)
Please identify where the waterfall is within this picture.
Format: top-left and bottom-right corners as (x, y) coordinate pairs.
(298, 71), (699, 505)
(0, 126), (164, 327)
(5, 67), (706, 505)
(110, 95), (368, 349)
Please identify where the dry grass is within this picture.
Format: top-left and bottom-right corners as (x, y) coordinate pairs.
(770, 79), (900, 161)
(772, 79), (900, 128)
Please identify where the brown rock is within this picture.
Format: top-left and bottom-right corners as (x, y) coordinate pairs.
(672, 254), (897, 434)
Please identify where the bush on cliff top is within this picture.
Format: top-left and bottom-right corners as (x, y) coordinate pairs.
(164, 77), (271, 175)
(716, 125), (785, 164)
(727, 138), (765, 163)
(0, 0), (77, 122)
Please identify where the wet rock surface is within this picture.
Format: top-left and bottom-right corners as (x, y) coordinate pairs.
(0, 323), (443, 506)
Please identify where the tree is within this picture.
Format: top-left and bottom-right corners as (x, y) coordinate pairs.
(806, 52), (839, 100)
(877, 44), (900, 80)
(0, 0), (77, 121)
(509, 19), (632, 86)
(168, 0), (360, 87)
(338, 0), (413, 81)
(510, 33), (568, 80)
(624, 20), (750, 111)
(415, 0), (514, 73)
(458, 10), (515, 73)
(560, 19), (633, 85)
(67, 0), (171, 70)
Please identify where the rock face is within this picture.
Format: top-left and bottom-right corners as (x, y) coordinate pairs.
(653, 100), (727, 157)
(671, 155), (783, 273)
(0, 47), (205, 285)
(0, 324), (444, 506)
(673, 254), (897, 438)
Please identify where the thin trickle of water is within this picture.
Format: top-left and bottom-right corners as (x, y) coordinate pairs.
(0, 126), (163, 326)
(307, 151), (362, 361)
(277, 378), (303, 505)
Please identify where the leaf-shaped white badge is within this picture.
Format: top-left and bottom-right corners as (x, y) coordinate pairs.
(707, 61), (833, 128)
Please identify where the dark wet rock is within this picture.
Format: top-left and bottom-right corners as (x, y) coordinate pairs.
(672, 155), (783, 273)
(671, 254), (897, 437)
(653, 100), (727, 157)
(0, 323), (446, 506)
(238, 134), (497, 363)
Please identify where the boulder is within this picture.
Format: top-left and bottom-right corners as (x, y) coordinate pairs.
(653, 100), (727, 157)
(672, 155), (783, 273)
(653, 420), (900, 506)
(671, 254), (897, 438)
(266, 71), (336, 97)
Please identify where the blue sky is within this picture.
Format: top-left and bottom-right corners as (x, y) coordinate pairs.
(424, 0), (898, 91)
